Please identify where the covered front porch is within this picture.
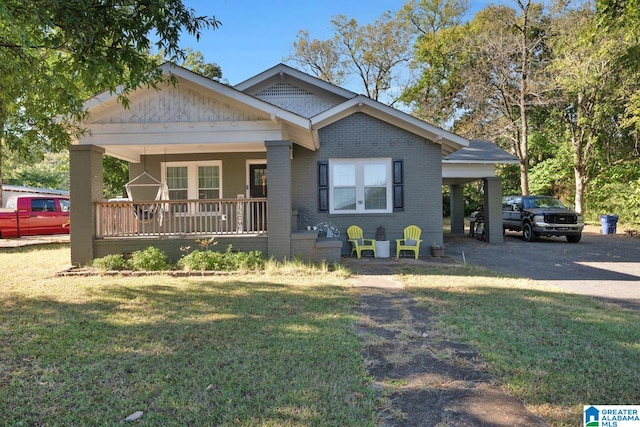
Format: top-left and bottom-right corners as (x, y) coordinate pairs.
(69, 140), (300, 266)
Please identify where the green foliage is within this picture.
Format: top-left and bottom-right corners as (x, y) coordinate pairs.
(92, 254), (129, 271)
(177, 249), (226, 271)
(177, 245), (265, 272)
(0, 0), (220, 201)
(102, 156), (129, 199)
(585, 161), (640, 224)
(128, 247), (170, 271)
(498, 164), (522, 197)
(528, 157), (573, 199)
(2, 150), (69, 190)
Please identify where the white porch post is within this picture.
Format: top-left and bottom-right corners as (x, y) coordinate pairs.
(483, 177), (503, 243)
(265, 140), (292, 259)
(69, 144), (105, 266)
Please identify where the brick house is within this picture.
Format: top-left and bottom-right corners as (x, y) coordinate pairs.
(69, 63), (516, 266)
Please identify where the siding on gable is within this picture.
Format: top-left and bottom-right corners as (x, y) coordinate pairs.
(89, 82), (267, 124)
(291, 112), (443, 254)
(254, 82), (340, 118)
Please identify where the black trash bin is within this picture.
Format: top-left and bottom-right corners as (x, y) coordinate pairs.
(599, 214), (619, 234)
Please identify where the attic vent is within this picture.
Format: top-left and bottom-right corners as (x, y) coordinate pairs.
(257, 83), (311, 97)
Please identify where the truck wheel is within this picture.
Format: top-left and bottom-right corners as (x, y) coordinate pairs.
(566, 234), (581, 243)
(523, 222), (537, 242)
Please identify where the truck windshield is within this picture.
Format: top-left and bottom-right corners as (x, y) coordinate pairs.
(523, 197), (565, 209)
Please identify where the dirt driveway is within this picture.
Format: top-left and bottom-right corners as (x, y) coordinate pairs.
(444, 230), (640, 311)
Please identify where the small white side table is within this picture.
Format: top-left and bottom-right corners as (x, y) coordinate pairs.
(375, 240), (390, 258)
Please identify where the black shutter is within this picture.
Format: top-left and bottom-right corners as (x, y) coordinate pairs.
(318, 161), (329, 212)
(393, 160), (404, 211)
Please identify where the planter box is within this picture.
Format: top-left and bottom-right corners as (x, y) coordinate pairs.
(430, 246), (445, 257)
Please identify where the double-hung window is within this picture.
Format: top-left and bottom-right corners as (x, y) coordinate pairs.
(329, 158), (392, 214)
(162, 161), (222, 214)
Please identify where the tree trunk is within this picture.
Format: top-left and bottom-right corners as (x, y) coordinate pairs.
(574, 167), (585, 214)
(518, 0), (530, 195)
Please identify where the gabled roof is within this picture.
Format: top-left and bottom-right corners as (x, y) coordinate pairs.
(84, 63), (311, 131)
(311, 95), (469, 156)
(443, 140), (519, 164)
(234, 63), (356, 101)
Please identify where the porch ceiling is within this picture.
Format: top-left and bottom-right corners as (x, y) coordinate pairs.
(80, 120), (316, 163)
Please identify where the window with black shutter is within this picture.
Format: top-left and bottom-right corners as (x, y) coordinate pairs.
(318, 161), (328, 212)
(393, 160), (404, 211)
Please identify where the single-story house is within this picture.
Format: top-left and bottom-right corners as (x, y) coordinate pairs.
(69, 62), (517, 266)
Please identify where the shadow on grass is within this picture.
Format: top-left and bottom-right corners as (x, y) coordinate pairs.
(0, 278), (377, 426)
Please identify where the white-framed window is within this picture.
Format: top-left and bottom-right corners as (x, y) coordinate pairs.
(329, 158), (392, 214)
(161, 161), (222, 213)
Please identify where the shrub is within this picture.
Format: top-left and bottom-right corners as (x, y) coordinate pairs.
(177, 249), (226, 271)
(92, 254), (128, 271)
(223, 247), (265, 270)
(128, 246), (170, 271)
(178, 245), (265, 271)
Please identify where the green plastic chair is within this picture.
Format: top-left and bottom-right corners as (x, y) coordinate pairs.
(347, 225), (377, 258)
(396, 225), (423, 259)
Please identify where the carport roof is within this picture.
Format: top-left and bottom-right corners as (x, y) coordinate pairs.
(443, 140), (519, 164)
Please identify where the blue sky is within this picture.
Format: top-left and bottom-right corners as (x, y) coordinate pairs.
(179, 1), (495, 90)
(181, 0), (407, 85)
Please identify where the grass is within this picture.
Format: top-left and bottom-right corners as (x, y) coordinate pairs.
(397, 264), (640, 427)
(0, 245), (376, 426)
(2, 244), (639, 427)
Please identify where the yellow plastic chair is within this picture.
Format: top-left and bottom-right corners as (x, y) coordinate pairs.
(396, 225), (423, 259)
(347, 225), (377, 258)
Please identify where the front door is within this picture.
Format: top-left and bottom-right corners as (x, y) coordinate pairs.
(248, 164), (267, 231)
(249, 164), (267, 198)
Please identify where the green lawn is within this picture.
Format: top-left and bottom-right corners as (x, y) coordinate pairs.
(1, 245), (638, 427)
(397, 264), (640, 427)
(0, 245), (376, 426)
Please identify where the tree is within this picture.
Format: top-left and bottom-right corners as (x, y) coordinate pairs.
(289, 30), (345, 85)
(403, 1), (553, 195)
(547, 3), (639, 214)
(399, 0), (469, 126)
(0, 0), (220, 204)
(288, 11), (412, 103)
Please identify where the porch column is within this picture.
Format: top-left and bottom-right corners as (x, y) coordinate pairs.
(482, 176), (503, 244)
(69, 144), (104, 266)
(449, 184), (465, 234)
(265, 140), (292, 260)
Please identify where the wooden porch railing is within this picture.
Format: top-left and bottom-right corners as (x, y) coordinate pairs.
(95, 198), (267, 238)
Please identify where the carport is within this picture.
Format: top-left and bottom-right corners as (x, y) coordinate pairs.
(443, 140), (520, 243)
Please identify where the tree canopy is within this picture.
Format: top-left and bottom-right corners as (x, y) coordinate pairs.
(0, 0), (220, 202)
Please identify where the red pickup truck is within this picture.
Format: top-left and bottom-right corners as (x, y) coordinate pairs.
(0, 195), (70, 238)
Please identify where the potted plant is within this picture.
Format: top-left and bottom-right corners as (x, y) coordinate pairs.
(430, 243), (445, 257)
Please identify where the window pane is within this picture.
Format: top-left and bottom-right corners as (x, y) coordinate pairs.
(198, 166), (219, 190)
(333, 164), (356, 186)
(365, 187), (387, 210)
(364, 164), (387, 186)
(166, 167), (188, 191)
(334, 188), (356, 211)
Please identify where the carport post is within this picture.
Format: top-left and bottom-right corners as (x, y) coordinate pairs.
(483, 177), (503, 244)
(449, 184), (465, 234)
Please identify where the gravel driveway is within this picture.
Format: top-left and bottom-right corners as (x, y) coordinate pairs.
(444, 230), (640, 311)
